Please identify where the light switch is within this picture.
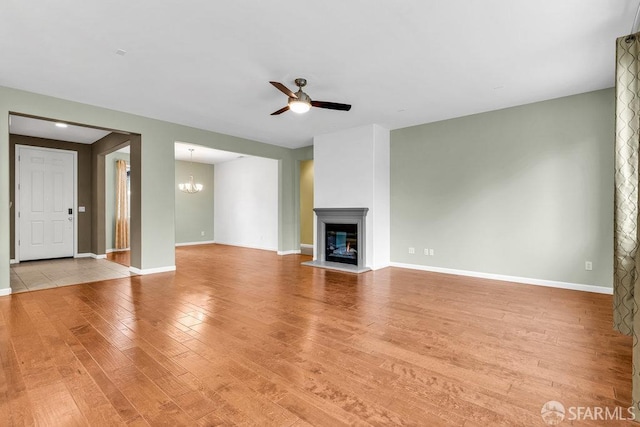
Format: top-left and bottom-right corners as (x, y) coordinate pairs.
(78, 206), (86, 212)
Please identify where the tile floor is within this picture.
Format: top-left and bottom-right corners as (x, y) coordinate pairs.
(10, 257), (134, 293)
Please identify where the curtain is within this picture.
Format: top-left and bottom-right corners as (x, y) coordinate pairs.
(614, 32), (640, 416)
(115, 159), (129, 249)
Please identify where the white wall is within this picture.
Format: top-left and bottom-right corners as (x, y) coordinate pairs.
(314, 124), (390, 269)
(373, 125), (390, 268)
(214, 156), (278, 251)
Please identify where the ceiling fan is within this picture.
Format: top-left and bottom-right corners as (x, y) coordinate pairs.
(269, 78), (352, 115)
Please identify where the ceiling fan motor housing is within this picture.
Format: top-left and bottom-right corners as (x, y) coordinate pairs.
(291, 91), (311, 104)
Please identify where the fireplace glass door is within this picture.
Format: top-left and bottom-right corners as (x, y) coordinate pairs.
(325, 223), (358, 265)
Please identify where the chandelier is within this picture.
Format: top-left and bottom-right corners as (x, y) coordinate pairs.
(179, 148), (203, 194)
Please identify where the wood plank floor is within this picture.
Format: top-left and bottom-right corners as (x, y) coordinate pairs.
(0, 244), (633, 426)
(106, 251), (131, 267)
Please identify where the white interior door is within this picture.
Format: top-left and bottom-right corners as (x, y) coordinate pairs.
(17, 146), (75, 261)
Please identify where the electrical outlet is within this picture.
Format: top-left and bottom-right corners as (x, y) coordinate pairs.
(585, 261), (592, 271)
(424, 249), (429, 255)
(201, 231), (205, 236)
(408, 247), (415, 254)
(429, 249), (434, 256)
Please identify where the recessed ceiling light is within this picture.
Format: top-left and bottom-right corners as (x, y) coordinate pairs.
(55, 122), (68, 128)
(116, 49), (127, 56)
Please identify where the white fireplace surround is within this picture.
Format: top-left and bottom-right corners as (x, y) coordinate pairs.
(303, 207), (371, 273)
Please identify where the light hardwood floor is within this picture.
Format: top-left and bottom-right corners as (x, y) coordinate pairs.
(0, 244), (632, 426)
(106, 251), (130, 268)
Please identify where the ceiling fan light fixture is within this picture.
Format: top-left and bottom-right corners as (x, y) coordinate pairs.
(289, 99), (311, 114)
(269, 78), (351, 115)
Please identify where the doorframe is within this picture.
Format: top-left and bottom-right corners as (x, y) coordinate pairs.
(14, 144), (78, 263)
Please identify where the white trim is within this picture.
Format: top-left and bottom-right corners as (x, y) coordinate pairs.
(215, 242), (278, 252)
(73, 150), (78, 257)
(175, 240), (215, 247)
(129, 265), (176, 275)
(299, 243), (314, 256)
(106, 248), (130, 253)
(75, 253), (107, 259)
(74, 253), (92, 258)
(0, 288), (12, 297)
(9, 259), (18, 265)
(371, 263), (391, 271)
(14, 146), (20, 263)
(278, 250), (301, 255)
(389, 262), (613, 295)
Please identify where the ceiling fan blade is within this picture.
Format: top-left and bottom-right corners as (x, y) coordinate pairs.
(311, 100), (352, 111)
(270, 81), (298, 99)
(270, 105), (290, 115)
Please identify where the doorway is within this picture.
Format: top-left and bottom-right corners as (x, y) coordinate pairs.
(105, 146), (131, 267)
(299, 159), (314, 255)
(15, 145), (77, 261)
(8, 113), (141, 285)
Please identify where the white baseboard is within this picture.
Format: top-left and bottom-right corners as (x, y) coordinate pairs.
(370, 263), (391, 271)
(216, 242), (278, 252)
(9, 259), (18, 265)
(76, 253), (107, 260)
(129, 265), (176, 275)
(278, 250), (301, 255)
(389, 262), (613, 295)
(106, 248), (129, 253)
(175, 240), (215, 247)
(299, 244), (314, 256)
(0, 287), (12, 297)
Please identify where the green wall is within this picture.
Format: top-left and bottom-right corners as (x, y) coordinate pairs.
(0, 85), (305, 290)
(105, 156), (215, 249)
(1, 83), (612, 292)
(175, 160), (215, 244)
(391, 88), (615, 288)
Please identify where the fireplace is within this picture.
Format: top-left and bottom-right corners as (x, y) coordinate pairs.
(325, 223), (358, 265)
(302, 207), (370, 273)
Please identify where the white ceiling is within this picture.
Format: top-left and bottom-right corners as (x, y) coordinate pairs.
(1, 1), (637, 149)
(9, 115), (111, 144)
